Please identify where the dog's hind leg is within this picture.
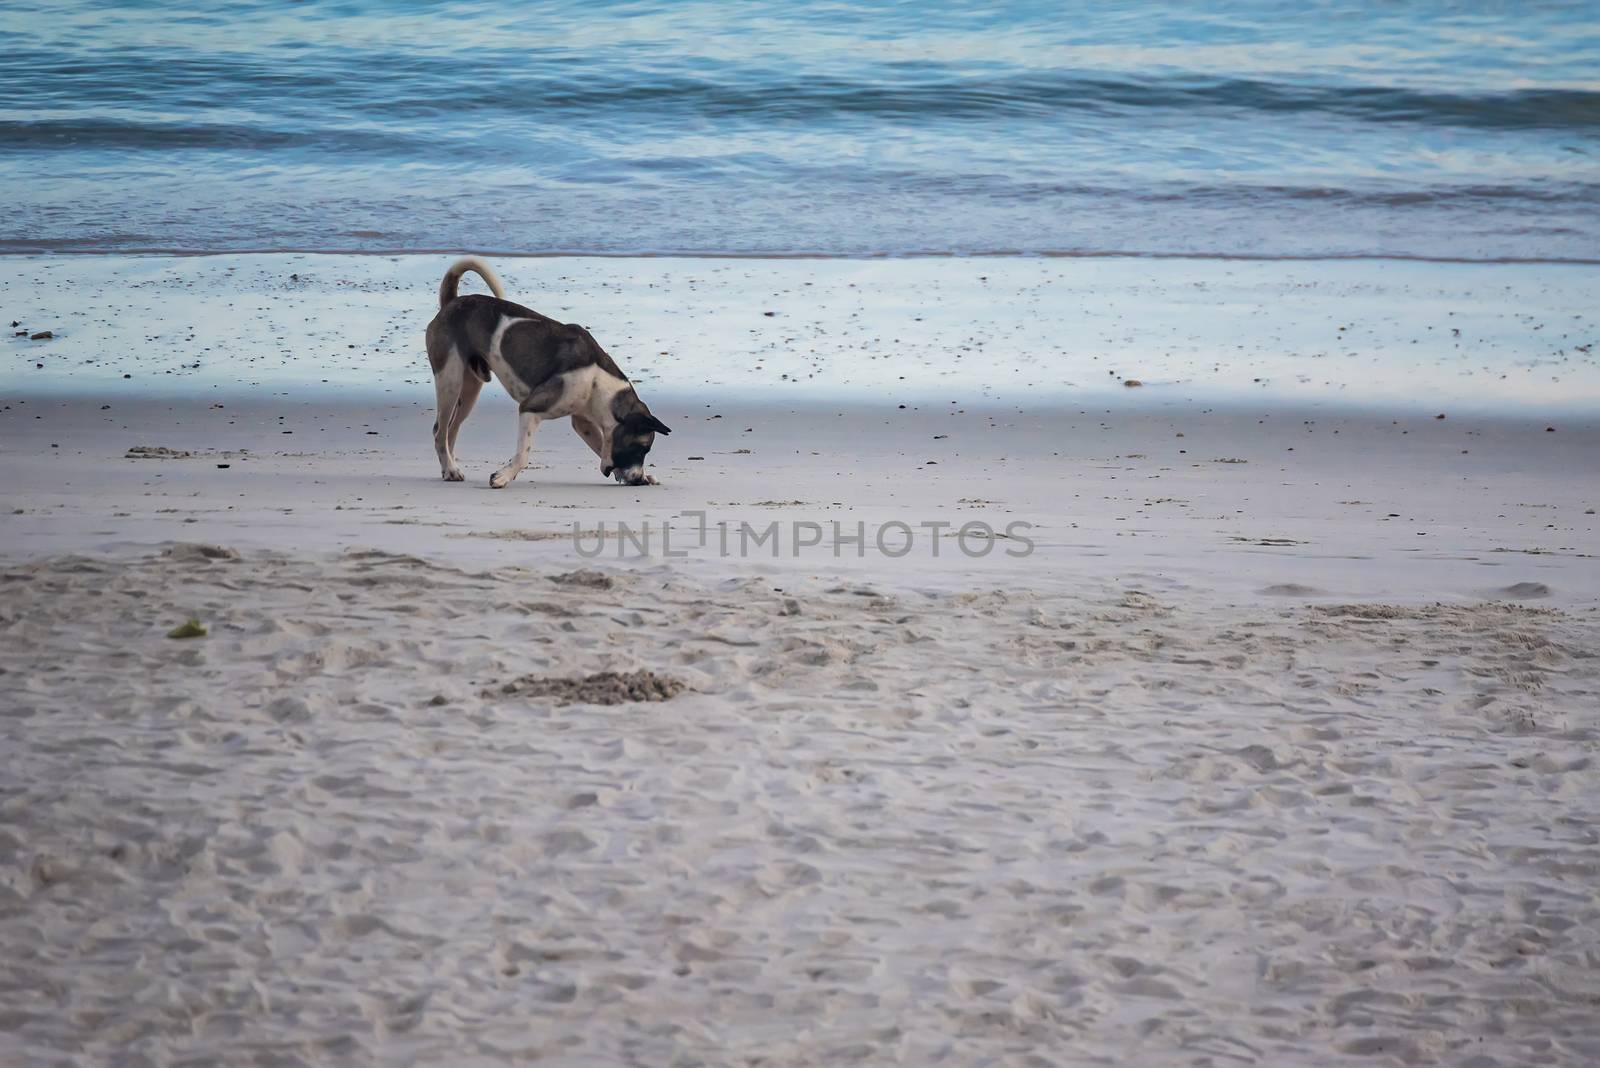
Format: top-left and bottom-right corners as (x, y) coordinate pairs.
(447, 371), (484, 457)
(488, 409), (544, 489)
(432, 351), (466, 481)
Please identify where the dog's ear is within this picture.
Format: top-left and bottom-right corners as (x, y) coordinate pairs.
(643, 414), (672, 436)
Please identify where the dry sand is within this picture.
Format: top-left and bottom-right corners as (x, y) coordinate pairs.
(2, 255), (1599, 1066)
(3, 547), (1598, 1066)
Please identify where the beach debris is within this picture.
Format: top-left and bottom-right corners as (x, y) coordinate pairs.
(163, 543), (240, 562)
(1123, 378), (1144, 387)
(455, 529), (599, 542)
(166, 619), (207, 639)
(29, 330), (53, 340)
(126, 445), (193, 459)
(484, 669), (686, 705)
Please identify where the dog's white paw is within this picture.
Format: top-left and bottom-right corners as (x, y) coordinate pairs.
(488, 469), (511, 489)
(442, 467), (465, 482)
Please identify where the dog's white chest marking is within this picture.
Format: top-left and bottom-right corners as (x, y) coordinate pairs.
(565, 364), (632, 422)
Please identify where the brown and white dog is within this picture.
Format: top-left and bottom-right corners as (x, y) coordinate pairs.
(426, 257), (671, 488)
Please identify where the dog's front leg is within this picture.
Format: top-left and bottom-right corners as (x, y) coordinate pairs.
(489, 411), (543, 489)
(571, 414), (604, 459)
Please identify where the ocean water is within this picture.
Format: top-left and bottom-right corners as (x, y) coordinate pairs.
(3, 0), (1598, 260)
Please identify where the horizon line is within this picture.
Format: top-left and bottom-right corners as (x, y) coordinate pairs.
(2, 247), (1599, 267)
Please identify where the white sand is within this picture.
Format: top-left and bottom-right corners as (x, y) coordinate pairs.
(2, 255), (1599, 1065)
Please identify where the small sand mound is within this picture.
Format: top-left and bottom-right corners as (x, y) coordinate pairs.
(1260, 583), (1324, 596)
(1312, 604), (1415, 620)
(550, 569), (614, 589)
(1313, 602), (1554, 622)
(1498, 582), (1552, 600)
(485, 669), (686, 705)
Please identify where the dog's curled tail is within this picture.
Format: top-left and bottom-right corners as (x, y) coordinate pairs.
(439, 256), (506, 308)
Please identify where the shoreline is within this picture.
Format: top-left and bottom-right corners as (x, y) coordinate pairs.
(7, 248), (1600, 267)
(5, 253), (1598, 415)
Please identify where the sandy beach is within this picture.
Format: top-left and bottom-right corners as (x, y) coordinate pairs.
(3, 254), (1599, 1066)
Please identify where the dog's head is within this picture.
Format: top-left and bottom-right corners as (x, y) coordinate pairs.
(603, 410), (671, 486)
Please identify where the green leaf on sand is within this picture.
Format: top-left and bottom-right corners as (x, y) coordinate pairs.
(167, 619), (207, 639)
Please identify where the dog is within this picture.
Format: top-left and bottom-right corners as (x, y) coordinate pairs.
(426, 257), (671, 488)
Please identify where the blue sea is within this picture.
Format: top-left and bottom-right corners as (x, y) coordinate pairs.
(3, 0), (1598, 260)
